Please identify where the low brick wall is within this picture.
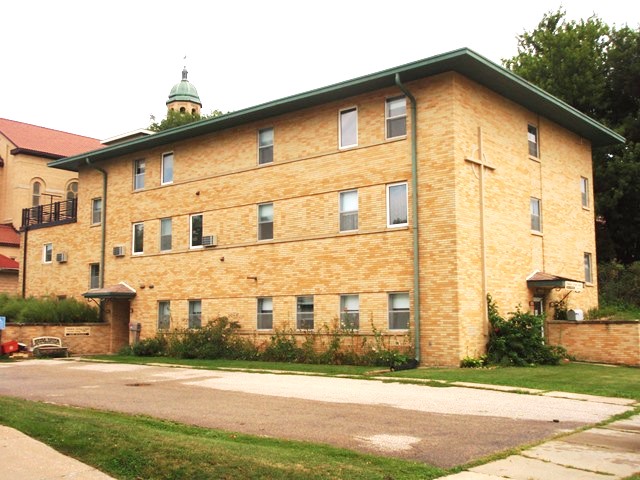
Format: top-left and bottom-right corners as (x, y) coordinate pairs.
(1, 323), (113, 355)
(547, 320), (640, 366)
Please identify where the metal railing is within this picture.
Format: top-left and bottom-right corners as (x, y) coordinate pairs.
(21, 198), (77, 229)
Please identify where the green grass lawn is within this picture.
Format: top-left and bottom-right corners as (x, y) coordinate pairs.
(385, 363), (640, 400)
(88, 355), (640, 400)
(0, 396), (445, 480)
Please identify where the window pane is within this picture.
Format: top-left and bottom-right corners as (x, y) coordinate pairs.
(160, 218), (172, 251)
(389, 293), (410, 330)
(259, 128), (273, 147)
(297, 296), (314, 329)
(584, 253), (593, 283)
(340, 191), (357, 211)
(66, 181), (78, 200)
(258, 204), (273, 240)
(386, 97), (407, 139)
(390, 293), (410, 309)
(387, 117), (407, 138)
(133, 223), (144, 253)
(43, 243), (52, 263)
(158, 301), (171, 330)
(528, 125), (538, 157)
(387, 97), (406, 118)
(257, 297), (273, 330)
(388, 184), (408, 226)
(32, 182), (41, 207)
(258, 203), (273, 221)
(134, 159), (145, 190)
(581, 177), (589, 207)
(90, 264), (100, 289)
(92, 198), (102, 224)
(191, 214), (203, 247)
(340, 108), (357, 147)
(340, 294), (359, 329)
(189, 300), (202, 329)
(162, 153), (174, 184)
(530, 198), (541, 232)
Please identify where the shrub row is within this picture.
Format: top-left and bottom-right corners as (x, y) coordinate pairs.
(0, 294), (100, 324)
(126, 316), (415, 368)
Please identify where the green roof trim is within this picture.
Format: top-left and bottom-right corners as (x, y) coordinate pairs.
(50, 48), (624, 172)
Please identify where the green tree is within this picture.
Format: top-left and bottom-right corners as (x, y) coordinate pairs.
(505, 10), (640, 263)
(149, 109), (225, 132)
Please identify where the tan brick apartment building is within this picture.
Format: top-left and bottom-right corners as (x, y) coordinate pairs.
(19, 49), (623, 365)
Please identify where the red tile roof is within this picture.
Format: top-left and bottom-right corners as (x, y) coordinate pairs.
(0, 118), (102, 159)
(0, 224), (19, 247)
(0, 254), (19, 271)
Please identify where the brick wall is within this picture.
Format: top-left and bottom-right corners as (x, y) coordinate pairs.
(547, 320), (640, 366)
(0, 271), (18, 294)
(1, 323), (114, 355)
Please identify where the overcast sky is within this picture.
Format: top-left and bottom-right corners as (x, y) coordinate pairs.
(2, 1), (638, 140)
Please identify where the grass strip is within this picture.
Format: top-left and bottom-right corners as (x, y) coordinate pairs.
(0, 396), (445, 480)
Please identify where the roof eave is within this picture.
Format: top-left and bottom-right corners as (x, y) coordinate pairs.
(49, 48), (624, 172)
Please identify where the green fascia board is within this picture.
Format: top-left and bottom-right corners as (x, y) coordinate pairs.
(50, 48), (624, 172)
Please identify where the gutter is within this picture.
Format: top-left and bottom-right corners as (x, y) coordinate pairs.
(86, 158), (107, 288)
(394, 73), (421, 363)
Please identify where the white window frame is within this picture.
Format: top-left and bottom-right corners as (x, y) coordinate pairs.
(91, 198), (102, 225)
(339, 190), (358, 232)
(132, 222), (144, 255)
(258, 203), (274, 241)
(188, 300), (202, 329)
(530, 197), (542, 233)
(160, 218), (172, 252)
(296, 295), (314, 330)
(161, 152), (174, 185)
(388, 292), (410, 330)
(581, 177), (590, 209)
(528, 124), (539, 158)
(584, 252), (593, 284)
(386, 182), (408, 228)
(32, 180), (42, 207)
(258, 127), (274, 165)
(257, 297), (273, 330)
(339, 294), (360, 330)
(134, 159), (145, 190)
(339, 107), (358, 149)
(158, 301), (171, 330)
(89, 263), (100, 289)
(190, 213), (203, 249)
(385, 96), (407, 139)
(43, 243), (53, 263)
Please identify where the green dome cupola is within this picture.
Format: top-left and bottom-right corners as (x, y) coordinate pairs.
(166, 67), (202, 115)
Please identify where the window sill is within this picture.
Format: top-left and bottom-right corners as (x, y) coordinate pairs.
(531, 230), (543, 237)
(528, 155), (541, 163)
(582, 206), (591, 212)
(585, 282), (595, 287)
(339, 144), (358, 151)
(385, 135), (407, 142)
(388, 224), (409, 230)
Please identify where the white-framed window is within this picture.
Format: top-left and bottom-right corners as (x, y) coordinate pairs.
(258, 203), (274, 241)
(160, 218), (172, 252)
(89, 263), (100, 289)
(190, 214), (203, 248)
(339, 107), (358, 149)
(134, 159), (145, 190)
(43, 243), (53, 263)
(66, 181), (78, 200)
(91, 198), (102, 225)
(158, 301), (171, 330)
(161, 152), (174, 185)
(581, 177), (589, 208)
(386, 96), (407, 139)
(296, 296), (314, 330)
(339, 190), (358, 232)
(340, 294), (359, 330)
(584, 252), (593, 283)
(188, 300), (202, 329)
(32, 180), (42, 207)
(530, 197), (542, 233)
(528, 124), (539, 157)
(257, 297), (273, 330)
(389, 292), (410, 330)
(132, 222), (144, 255)
(258, 127), (274, 165)
(387, 182), (408, 227)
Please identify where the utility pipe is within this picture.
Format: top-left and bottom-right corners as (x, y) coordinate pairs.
(21, 226), (28, 297)
(86, 158), (107, 288)
(394, 73), (421, 363)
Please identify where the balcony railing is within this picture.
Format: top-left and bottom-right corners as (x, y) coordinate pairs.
(22, 198), (77, 230)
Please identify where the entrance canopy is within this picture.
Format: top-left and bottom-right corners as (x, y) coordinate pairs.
(526, 271), (584, 292)
(83, 282), (136, 299)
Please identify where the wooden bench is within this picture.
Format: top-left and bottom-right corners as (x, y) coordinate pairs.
(31, 336), (69, 358)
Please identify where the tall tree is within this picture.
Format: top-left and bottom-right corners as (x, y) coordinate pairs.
(505, 10), (640, 263)
(149, 109), (225, 132)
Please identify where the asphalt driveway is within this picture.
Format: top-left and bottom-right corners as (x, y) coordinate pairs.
(0, 359), (632, 468)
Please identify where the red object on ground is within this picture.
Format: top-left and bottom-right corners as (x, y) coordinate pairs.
(1, 341), (19, 354)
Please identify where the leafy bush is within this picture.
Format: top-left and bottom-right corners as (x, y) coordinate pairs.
(460, 355), (488, 368)
(132, 336), (167, 356)
(598, 260), (640, 309)
(486, 294), (567, 366)
(0, 295), (100, 324)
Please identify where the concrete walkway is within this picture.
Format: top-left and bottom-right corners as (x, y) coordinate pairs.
(0, 425), (115, 479)
(444, 414), (640, 479)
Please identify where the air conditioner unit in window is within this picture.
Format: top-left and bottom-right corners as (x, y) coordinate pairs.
(202, 235), (218, 247)
(113, 245), (125, 257)
(55, 252), (67, 263)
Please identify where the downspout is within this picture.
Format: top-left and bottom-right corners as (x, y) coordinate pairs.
(395, 73), (421, 363)
(21, 226), (28, 298)
(86, 158), (107, 288)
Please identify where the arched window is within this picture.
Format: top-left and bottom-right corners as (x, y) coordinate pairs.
(180, 106), (186, 113)
(66, 181), (78, 200)
(32, 181), (42, 207)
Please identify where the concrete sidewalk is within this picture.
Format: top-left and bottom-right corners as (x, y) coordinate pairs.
(0, 425), (115, 479)
(444, 414), (640, 480)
